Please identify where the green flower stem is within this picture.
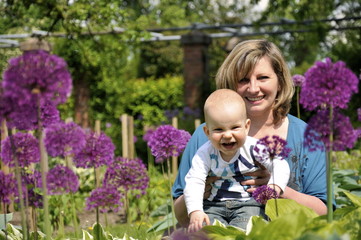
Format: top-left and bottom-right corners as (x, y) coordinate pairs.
(9, 134), (28, 240)
(327, 106), (334, 222)
(166, 158), (176, 232)
(37, 95), (51, 239)
(70, 192), (80, 238)
(94, 168), (100, 240)
(296, 87), (301, 119)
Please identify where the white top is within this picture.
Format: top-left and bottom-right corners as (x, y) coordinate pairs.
(184, 136), (290, 215)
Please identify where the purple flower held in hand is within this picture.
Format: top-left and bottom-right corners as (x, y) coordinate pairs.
(292, 74), (305, 87)
(86, 186), (123, 213)
(300, 58), (359, 110)
(103, 157), (149, 196)
(44, 121), (86, 158)
(147, 125), (191, 163)
(253, 185), (279, 205)
(2, 50), (72, 106)
(0, 171), (16, 204)
(47, 165), (79, 195)
(73, 131), (115, 168)
(253, 135), (291, 163)
(304, 109), (359, 151)
(1, 132), (40, 167)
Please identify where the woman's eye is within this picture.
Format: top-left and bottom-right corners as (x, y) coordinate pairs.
(258, 76), (269, 80)
(238, 78), (249, 83)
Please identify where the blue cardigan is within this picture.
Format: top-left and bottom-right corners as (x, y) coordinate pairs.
(172, 114), (332, 207)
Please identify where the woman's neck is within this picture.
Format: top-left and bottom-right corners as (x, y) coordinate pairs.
(248, 112), (288, 139)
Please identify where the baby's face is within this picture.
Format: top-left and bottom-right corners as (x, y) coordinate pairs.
(204, 106), (250, 161)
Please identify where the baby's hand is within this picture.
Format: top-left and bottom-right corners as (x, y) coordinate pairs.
(188, 210), (210, 233)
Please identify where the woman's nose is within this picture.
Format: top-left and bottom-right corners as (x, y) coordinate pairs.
(247, 79), (259, 93)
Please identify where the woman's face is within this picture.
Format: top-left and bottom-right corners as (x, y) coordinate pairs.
(236, 56), (279, 119)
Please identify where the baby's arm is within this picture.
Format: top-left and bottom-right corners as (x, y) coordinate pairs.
(188, 210), (211, 233)
(261, 156), (290, 195)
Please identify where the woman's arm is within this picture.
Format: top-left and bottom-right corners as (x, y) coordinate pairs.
(281, 187), (327, 215)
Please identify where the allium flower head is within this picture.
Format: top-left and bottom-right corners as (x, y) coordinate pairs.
(2, 50), (72, 106)
(47, 165), (79, 195)
(300, 58), (359, 110)
(1, 132), (40, 167)
(86, 186), (123, 213)
(253, 135), (291, 163)
(147, 125), (191, 163)
(103, 157), (149, 196)
(73, 131), (115, 168)
(44, 121), (86, 158)
(15, 170), (43, 208)
(304, 109), (359, 151)
(292, 74), (305, 87)
(143, 128), (155, 142)
(253, 185), (279, 205)
(0, 171), (16, 204)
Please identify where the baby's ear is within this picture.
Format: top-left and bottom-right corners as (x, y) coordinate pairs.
(203, 125), (210, 137)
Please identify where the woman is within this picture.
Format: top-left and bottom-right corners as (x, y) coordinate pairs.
(172, 39), (330, 227)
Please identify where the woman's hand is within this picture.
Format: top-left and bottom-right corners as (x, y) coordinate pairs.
(241, 163), (270, 193)
(203, 176), (220, 199)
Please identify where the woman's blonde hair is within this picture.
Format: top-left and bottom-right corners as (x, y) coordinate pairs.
(215, 39), (294, 125)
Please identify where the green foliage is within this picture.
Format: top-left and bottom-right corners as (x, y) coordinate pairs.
(202, 192), (361, 239)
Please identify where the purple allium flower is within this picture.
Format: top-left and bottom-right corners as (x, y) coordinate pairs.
(304, 109), (359, 151)
(40, 101), (60, 128)
(300, 58), (359, 110)
(1, 132), (40, 167)
(253, 135), (291, 163)
(15, 170), (43, 208)
(44, 121), (86, 158)
(73, 131), (115, 168)
(143, 128), (155, 142)
(147, 125), (191, 163)
(170, 228), (210, 240)
(4, 95), (60, 131)
(46, 165), (79, 195)
(253, 185), (279, 205)
(292, 74), (305, 87)
(183, 106), (201, 119)
(0, 171), (16, 204)
(85, 186), (123, 213)
(105, 122), (112, 128)
(2, 50), (72, 106)
(103, 157), (149, 196)
(358, 108), (361, 122)
(164, 109), (179, 121)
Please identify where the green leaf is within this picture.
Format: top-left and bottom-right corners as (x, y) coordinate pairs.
(92, 223), (108, 240)
(6, 224), (23, 240)
(251, 209), (310, 240)
(246, 216), (268, 236)
(265, 199), (318, 220)
(82, 229), (94, 240)
(343, 191), (361, 207)
(146, 212), (177, 233)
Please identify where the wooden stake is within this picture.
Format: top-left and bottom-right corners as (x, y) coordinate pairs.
(121, 114), (129, 158)
(127, 115), (135, 159)
(194, 119), (201, 129)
